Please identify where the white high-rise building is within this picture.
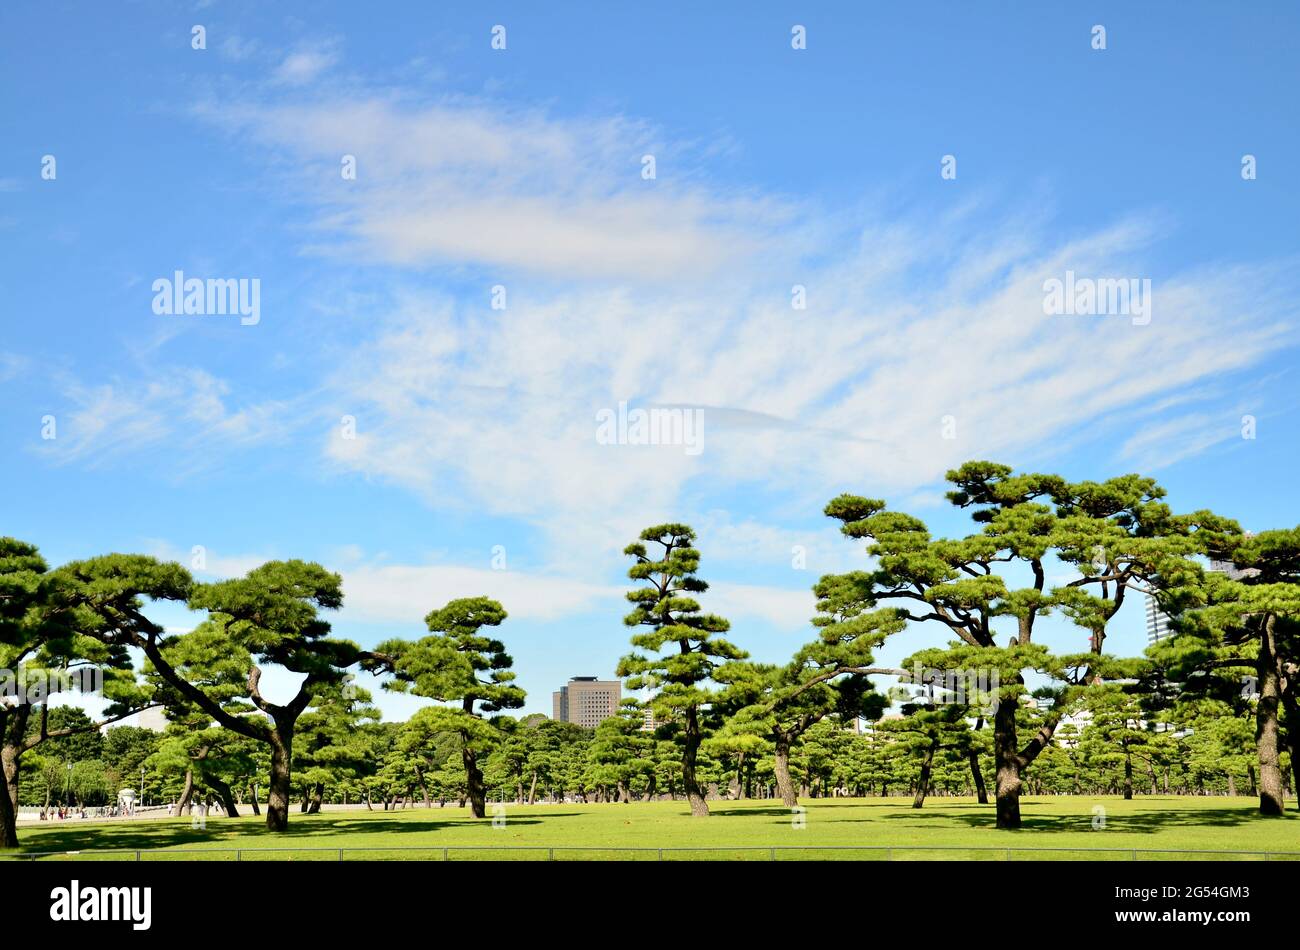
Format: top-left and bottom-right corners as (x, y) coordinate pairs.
(1146, 541), (1258, 646)
(1145, 594), (1173, 645)
(640, 706), (659, 733)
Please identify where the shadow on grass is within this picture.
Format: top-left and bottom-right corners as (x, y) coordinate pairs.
(703, 799), (1010, 819)
(7, 812), (581, 855)
(704, 806), (799, 818)
(705, 798), (1300, 837)
(926, 803), (1300, 835)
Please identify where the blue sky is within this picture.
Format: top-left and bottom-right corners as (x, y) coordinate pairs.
(2, 1), (1298, 721)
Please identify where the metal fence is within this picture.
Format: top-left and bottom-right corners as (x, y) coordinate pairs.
(4, 845), (1299, 862)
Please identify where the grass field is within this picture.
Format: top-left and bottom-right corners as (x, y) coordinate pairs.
(6, 796), (1300, 861)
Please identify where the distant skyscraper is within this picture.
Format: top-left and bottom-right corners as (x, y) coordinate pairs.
(1147, 542), (1259, 646)
(640, 706), (659, 733)
(552, 676), (621, 729)
(1145, 594), (1173, 645)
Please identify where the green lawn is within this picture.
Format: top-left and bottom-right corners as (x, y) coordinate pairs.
(7, 796), (1299, 861)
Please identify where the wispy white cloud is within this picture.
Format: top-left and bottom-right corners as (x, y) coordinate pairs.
(41, 90), (1299, 562)
(142, 540), (272, 581)
(694, 511), (871, 576)
(196, 96), (800, 280)
(137, 539), (819, 632)
(707, 581), (816, 631)
(312, 206), (1295, 557)
(337, 563), (617, 624)
(1119, 412), (1241, 471)
(271, 42), (339, 86)
(141, 539), (617, 623)
(38, 369), (294, 472)
(0, 352), (26, 382)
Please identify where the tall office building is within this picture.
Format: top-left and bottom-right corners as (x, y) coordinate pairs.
(1146, 542), (1258, 646)
(552, 676), (621, 729)
(1145, 594), (1173, 645)
(640, 706), (659, 732)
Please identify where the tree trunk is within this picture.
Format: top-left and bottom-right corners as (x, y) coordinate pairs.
(914, 735), (939, 809)
(1282, 692), (1300, 803)
(177, 768), (195, 816)
(209, 776), (239, 818)
(266, 731), (293, 832)
(527, 771), (538, 805)
(728, 752), (744, 799)
(250, 783), (261, 816)
(307, 782), (324, 814)
(0, 706), (33, 848)
(1257, 616), (1285, 815)
(681, 706), (709, 816)
(773, 737), (798, 807)
(0, 742), (19, 849)
(463, 743), (487, 818)
(968, 746), (988, 804)
(617, 779), (630, 803)
(1123, 748), (1134, 800)
(993, 695), (1022, 829)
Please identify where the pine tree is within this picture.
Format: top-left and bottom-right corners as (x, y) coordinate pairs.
(376, 596), (525, 818)
(617, 524), (746, 816)
(823, 462), (1235, 828)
